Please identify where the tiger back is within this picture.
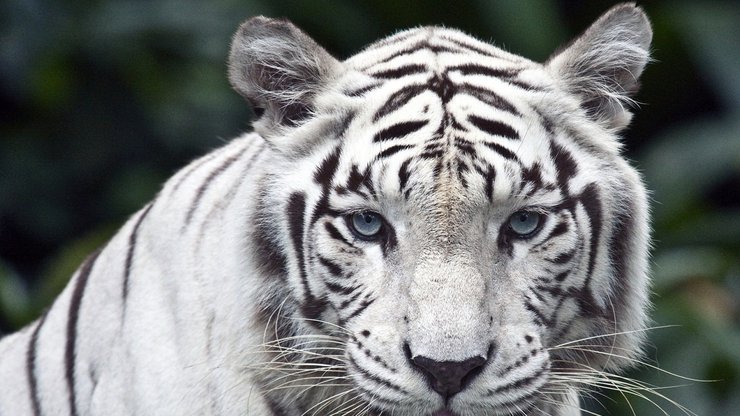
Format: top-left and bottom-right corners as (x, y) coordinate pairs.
(0, 4), (653, 415)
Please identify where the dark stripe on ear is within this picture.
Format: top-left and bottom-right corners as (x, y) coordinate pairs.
(468, 115), (519, 140)
(184, 146), (245, 227)
(373, 120), (428, 142)
(66, 248), (102, 416)
(123, 203), (154, 303)
(27, 310), (49, 416)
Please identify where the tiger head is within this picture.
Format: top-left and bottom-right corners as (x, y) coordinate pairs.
(229, 4), (652, 415)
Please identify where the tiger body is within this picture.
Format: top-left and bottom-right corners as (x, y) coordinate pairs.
(0, 4), (653, 415)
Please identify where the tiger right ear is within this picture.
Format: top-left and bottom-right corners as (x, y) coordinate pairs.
(546, 3), (652, 131)
(228, 17), (342, 129)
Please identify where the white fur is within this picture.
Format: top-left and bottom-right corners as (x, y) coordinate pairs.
(0, 4), (653, 415)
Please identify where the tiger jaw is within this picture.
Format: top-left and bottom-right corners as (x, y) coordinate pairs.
(345, 323), (552, 416)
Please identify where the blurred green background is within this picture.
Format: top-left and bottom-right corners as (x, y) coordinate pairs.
(1, 0), (738, 414)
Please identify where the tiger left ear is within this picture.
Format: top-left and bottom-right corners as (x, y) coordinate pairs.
(228, 16), (342, 129)
(546, 3), (652, 131)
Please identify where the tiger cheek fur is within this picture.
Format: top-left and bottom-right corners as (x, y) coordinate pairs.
(0, 4), (652, 416)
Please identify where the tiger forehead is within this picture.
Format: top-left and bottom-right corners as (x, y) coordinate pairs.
(346, 26), (530, 74)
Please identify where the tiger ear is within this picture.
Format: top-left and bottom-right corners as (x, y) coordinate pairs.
(228, 17), (342, 129)
(546, 3), (652, 131)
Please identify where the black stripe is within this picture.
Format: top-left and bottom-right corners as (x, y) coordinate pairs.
(123, 203), (154, 302)
(318, 255), (343, 278)
(546, 249), (576, 265)
(370, 64), (427, 79)
(373, 120), (428, 142)
(429, 74), (456, 103)
(377, 144), (413, 159)
(580, 184), (603, 285)
(66, 249), (102, 416)
(607, 197), (638, 317)
(373, 84), (427, 122)
(451, 63), (540, 90)
(324, 222), (352, 247)
(482, 142), (520, 163)
(27, 310), (49, 416)
(313, 146), (342, 187)
(482, 165), (496, 201)
(344, 297), (376, 322)
(325, 280), (358, 296)
(286, 193), (309, 298)
(372, 42), (424, 66)
(468, 115), (519, 140)
(460, 83), (520, 115)
(347, 353), (408, 394)
(450, 63), (521, 79)
(549, 142), (578, 196)
(184, 147), (245, 226)
(398, 159), (412, 191)
(345, 83), (381, 97)
(444, 38), (499, 59)
(170, 151), (220, 194)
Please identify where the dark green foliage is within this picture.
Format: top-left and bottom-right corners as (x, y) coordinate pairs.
(1, 1), (738, 414)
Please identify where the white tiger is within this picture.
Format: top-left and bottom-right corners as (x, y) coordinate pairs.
(0, 3), (655, 415)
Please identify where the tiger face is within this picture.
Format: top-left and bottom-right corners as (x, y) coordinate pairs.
(231, 4), (651, 415)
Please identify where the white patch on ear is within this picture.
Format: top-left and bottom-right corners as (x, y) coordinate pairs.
(546, 3), (652, 131)
(228, 16), (343, 129)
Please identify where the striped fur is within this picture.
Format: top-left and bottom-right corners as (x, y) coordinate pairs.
(0, 4), (653, 415)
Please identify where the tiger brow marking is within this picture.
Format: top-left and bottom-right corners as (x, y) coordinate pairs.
(372, 83), (427, 122)
(377, 144), (413, 159)
(26, 310), (49, 416)
(481, 142), (521, 163)
(459, 83), (520, 115)
(65, 248), (102, 416)
(468, 115), (519, 140)
(370, 63), (428, 79)
(373, 120), (428, 143)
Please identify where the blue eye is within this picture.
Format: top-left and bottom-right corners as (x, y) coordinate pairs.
(349, 212), (384, 239)
(508, 210), (542, 237)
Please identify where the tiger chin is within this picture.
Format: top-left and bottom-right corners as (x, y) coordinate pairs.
(0, 3), (654, 416)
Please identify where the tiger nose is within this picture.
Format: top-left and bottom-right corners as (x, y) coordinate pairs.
(410, 354), (487, 398)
